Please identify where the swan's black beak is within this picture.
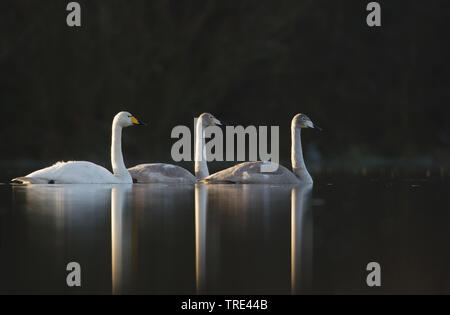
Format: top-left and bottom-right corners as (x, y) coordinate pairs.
(217, 120), (233, 127)
(313, 124), (322, 131)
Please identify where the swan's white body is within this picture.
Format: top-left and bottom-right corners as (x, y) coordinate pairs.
(128, 113), (220, 184)
(203, 114), (318, 184)
(17, 161), (127, 184)
(13, 111), (142, 184)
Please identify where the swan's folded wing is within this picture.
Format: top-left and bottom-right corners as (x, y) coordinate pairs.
(128, 163), (195, 184)
(202, 161), (298, 184)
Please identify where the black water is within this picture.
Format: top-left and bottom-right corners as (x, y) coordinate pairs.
(1, 172), (450, 294)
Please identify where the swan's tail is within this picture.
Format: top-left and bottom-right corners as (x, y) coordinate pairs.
(11, 177), (49, 184)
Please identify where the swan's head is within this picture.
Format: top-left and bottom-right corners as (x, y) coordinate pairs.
(114, 111), (145, 128)
(198, 113), (222, 127)
(292, 114), (321, 130)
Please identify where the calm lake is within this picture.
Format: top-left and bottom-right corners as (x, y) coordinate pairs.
(1, 171), (450, 294)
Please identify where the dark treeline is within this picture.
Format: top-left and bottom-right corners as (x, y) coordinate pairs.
(0, 0), (449, 172)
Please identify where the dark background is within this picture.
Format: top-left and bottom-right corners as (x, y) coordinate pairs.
(0, 0), (449, 176)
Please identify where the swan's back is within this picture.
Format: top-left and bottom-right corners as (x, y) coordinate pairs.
(128, 163), (196, 184)
(13, 161), (119, 184)
(202, 161), (299, 184)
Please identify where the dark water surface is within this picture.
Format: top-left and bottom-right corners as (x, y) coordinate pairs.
(1, 174), (450, 294)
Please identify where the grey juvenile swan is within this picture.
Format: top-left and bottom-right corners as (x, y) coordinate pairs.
(202, 114), (321, 184)
(128, 113), (222, 183)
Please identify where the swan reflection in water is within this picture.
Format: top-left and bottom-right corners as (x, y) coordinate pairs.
(11, 184), (116, 292)
(13, 183), (136, 294)
(194, 183), (314, 294)
(12, 184), (113, 227)
(195, 184), (281, 293)
(12, 181), (313, 294)
(195, 184), (208, 293)
(111, 185), (132, 295)
(290, 184), (313, 294)
(111, 184), (194, 294)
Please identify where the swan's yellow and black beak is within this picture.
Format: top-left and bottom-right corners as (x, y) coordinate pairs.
(130, 116), (147, 126)
(306, 120), (322, 131)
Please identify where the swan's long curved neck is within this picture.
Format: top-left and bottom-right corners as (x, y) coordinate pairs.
(195, 118), (209, 179)
(111, 121), (131, 182)
(291, 125), (313, 183)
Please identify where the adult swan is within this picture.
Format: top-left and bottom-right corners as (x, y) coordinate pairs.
(202, 114), (321, 184)
(12, 111), (144, 184)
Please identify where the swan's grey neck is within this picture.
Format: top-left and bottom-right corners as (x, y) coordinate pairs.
(111, 121), (132, 182)
(195, 119), (209, 179)
(291, 125), (313, 183)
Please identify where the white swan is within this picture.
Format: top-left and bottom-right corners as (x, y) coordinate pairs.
(12, 111), (144, 184)
(202, 114), (321, 184)
(127, 113), (222, 183)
